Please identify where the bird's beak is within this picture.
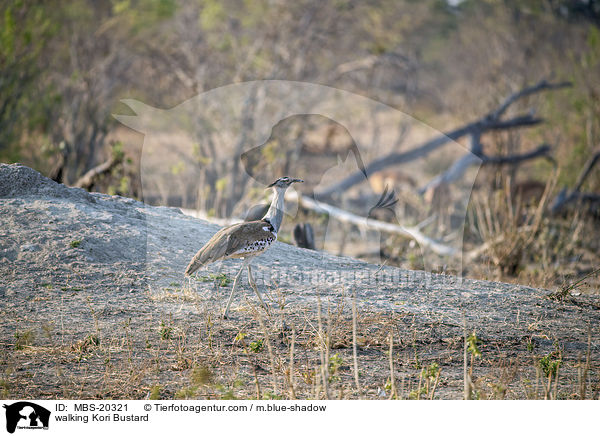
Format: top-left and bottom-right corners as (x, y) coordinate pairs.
(291, 178), (304, 184)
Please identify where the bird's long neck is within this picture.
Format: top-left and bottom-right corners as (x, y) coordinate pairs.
(262, 187), (286, 233)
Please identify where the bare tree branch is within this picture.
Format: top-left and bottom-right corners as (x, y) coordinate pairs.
(487, 80), (572, 120)
(418, 153), (482, 195)
(573, 148), (600, 192)
(315, 80), (571, 198)
(418, 144), (552, 195)
(551, 148), (600, 214)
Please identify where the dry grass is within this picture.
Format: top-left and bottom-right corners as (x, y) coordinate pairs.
(463, 173), (600, 295)
(1, 284), (598, 400)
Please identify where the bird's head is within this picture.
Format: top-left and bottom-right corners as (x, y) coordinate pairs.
(267, 177), (304, 189)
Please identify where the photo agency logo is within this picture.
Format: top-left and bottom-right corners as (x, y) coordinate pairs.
(3, 402), (50, 433)
(115, 80), (480, 295)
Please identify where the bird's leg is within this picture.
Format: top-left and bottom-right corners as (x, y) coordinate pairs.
(247, 263), (269, 314)
(222, 260), (246, 319)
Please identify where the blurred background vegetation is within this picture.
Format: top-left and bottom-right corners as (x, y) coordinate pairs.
(1, 0), (599, 290)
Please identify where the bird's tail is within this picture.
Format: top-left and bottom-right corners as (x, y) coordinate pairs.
(185, 231), (224, 276)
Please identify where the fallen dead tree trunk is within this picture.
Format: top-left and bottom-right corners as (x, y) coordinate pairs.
(73, 156), (121, 190)
(286, 191), (457, 256)
(316, 80), (571, 198)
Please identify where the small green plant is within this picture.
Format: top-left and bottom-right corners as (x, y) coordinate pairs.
(328, 353), (343, 382)
(149, 385), (162, 400)
(215, 383), (237, 399)
(408, 386), (427, 400)
(159, 321), (173, 340)
(384, 379), (393, 392)
(175, 386), (198, 399)
(234, 332), (247, 343)
(422, 362), (440, 379)
(249, 339), (264, 353)
(464, 331), (482, 400)
(420, 362), (441, 399)
(199, 273), (232, 287)
(526, 337), (535, 352)
(0, 379), (10, 399)
(261, 391), (283, 400)
(467, 332), (482, 357)
(14, 329), (34, 350)
(70, 240), (81, 248)
(538, 351), (561, 378)
(175, 366), (214, 400)
(412, 344), (421, 369)
(72, 334), (100, 360)
(191, 366), (213, 385)
(490, 382), (507, 399)
(81, 334), (100, 349)
(41, 323), (54, 341)
(301, 369), (315, 385)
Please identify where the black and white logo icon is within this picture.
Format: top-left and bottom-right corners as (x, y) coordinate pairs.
(3, 402), (50, 433)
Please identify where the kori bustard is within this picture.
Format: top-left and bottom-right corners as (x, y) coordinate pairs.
(185, 176), (303, 318)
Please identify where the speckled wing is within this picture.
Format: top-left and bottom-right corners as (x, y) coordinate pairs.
(184, 220), (276, 276)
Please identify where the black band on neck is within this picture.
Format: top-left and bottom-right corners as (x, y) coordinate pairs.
(262, 218), (274, 230)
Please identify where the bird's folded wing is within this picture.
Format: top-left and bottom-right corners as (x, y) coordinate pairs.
(185, 220), (275, 275)
(224, 221), (275, 256)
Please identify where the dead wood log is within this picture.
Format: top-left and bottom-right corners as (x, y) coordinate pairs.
(73, 156), (120, 190)
(286, 191), (457, 256)
(315, 80), (571, 198)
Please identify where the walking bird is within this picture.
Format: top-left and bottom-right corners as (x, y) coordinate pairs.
(185, 176), (303, 318)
